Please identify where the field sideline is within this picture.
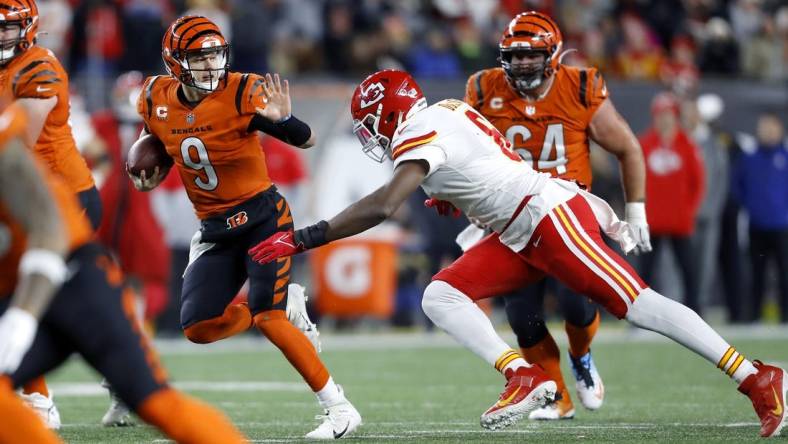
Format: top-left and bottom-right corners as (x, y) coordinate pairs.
(46, 325), (788, 443)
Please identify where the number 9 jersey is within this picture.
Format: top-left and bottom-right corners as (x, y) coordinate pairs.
(137, 72), (272, 219)
(465, 65), (607, 189)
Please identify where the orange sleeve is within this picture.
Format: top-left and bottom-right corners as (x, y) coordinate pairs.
(0, 103), (27, 148)
(464, 70), (486, 109)
(584, 67), (608, 117)
(137, 75), (163, 130)
(237, 73), (268, 116)
(11, 59), (63, 99)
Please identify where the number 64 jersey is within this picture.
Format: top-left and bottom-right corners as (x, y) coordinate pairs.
(465, 66), (607, 189)
(391, 99), (583, 252)
(137, 72), (273, 219)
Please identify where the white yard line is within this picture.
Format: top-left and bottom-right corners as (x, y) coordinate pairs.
(149, 325), (788, 355)
(51, 381), (307, 397)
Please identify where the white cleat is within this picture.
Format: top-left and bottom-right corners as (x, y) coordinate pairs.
(101, 382), (134, 427)
(20, 391), (61, 430)
(528, 399), (576, 420)
(569, 350), (604, 410)
(305, 387), (361, 440)
(286, 283), (321, 352)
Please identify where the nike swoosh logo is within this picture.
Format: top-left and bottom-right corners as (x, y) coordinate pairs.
(333, 422), (350, 439)
(36, 86), (50, 93)
(495, 386), (521, 408)
(770, 386), (784, 417)
(273, 234), (295, 248)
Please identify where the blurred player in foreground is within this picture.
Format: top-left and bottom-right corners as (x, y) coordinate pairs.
(0, 100), (247, 443)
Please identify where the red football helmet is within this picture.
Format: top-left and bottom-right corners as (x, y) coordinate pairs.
(499, 11), (563, 93)
(161, 15), (229, 92)
(0, 0), (39, 64)
(350, 70), (427, 163)
(112, 71), (144, 123)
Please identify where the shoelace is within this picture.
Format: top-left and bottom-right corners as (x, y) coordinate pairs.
(571, 355), (595, 389)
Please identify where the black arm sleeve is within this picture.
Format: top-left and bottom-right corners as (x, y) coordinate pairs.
(247, 114), (312, 147)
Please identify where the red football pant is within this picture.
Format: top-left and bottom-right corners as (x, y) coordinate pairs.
(435, 195), (646, 319)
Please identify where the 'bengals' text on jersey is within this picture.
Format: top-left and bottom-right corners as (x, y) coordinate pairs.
(138, 72), (273, 219)
(0, 103), (93, 296)
(0, 46), (95, 193)
(465, 66), (607, 188)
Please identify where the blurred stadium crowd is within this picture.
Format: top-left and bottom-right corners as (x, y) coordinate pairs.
(35, 0), (787, 334)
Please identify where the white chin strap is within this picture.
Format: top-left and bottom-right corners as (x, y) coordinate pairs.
(0, 46), (16, 62)
(515, 75), (543, 91)
(193, 74), (223, 91)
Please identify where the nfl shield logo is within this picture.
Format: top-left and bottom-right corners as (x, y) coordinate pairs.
(186, 113), (195, 125)
(525, 105), (536, 116)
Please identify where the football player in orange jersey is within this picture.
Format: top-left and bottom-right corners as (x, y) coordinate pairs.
(0, 101), (249, 444)
(461, 11), (651, 419)
(128, 15), (361, 439)
(0, 0), (103, 427)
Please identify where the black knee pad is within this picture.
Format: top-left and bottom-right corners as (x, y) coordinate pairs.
(504, 282), (549, 348)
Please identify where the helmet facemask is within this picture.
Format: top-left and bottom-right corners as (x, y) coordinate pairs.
(0, 21), (25, 64)
(500, 48), (552, 93)
(178, 45), (229, 92)
(353, 105), (391, 163)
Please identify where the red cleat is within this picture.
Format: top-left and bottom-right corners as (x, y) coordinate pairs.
(480, 365), (557, 430)
(738, 360), (788, 437)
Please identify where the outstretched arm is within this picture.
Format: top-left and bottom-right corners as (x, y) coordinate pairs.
(588, 99), (645, 203)
(324, 160), (427, 241)
(249, 160), (428, 263)
(588, 98), (651, 254)
(252, 73), (316, 148)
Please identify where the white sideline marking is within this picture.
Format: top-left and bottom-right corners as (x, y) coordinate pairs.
(51, 381), (306, 397)
(150, 326), (788, 354)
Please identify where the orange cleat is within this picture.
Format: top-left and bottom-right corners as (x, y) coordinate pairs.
(480, 365), (557, 430)
(738, 360), (787, 437)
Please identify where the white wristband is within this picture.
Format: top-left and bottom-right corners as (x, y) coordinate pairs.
(625, 202), (647, 224)
(18, 249), (67, 285)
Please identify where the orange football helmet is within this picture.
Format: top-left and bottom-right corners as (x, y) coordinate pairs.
(499, 11), (563, 93)
(161, 15), (229, 92)
(0, 0), (39, 64)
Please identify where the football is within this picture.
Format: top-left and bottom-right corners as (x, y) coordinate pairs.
(126, 134), (173, 177)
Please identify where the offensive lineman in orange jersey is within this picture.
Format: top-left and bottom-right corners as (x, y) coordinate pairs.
(0, 101), (248, 444)
(128, 15), (361, 439)
(0, 0), (103, 427)
(460, 12), (651, 419)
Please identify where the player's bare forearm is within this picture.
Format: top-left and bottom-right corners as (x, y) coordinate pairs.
(17, 97), (57, 148)
(589, 99), (645, 202)
(325, 160), (428, 242)
(0, 139), (67, 254)
(0, 139), (66, 318)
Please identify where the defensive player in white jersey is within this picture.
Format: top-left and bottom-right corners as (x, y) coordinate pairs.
(248, 70), (788, 437)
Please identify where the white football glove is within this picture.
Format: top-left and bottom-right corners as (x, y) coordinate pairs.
(625, 202), (652, 255)
(286, 284), (321, 352)
(0, 307), (38, 374)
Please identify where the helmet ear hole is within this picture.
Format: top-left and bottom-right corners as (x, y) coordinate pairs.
(384, 111), (396, 124)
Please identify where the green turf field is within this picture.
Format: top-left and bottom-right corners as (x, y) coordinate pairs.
(46, 327), (787, 443)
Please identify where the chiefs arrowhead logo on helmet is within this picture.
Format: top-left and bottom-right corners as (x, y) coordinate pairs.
(359, 82), (385, 108)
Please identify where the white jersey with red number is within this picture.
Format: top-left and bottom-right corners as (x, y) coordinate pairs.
(391, 98), (579, 252)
